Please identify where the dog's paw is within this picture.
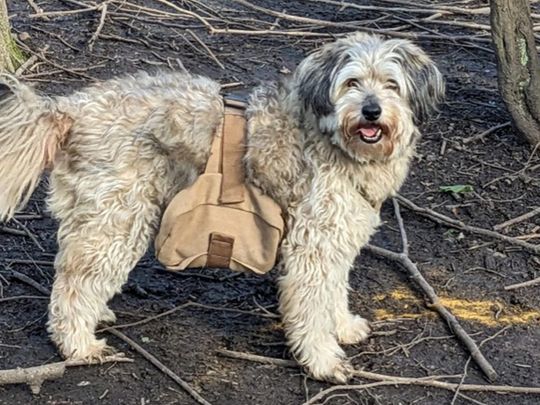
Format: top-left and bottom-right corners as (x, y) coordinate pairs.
(99, 306), (117, 324)
(63, 338), (116, 363)
(306, 356), (353, 384)
(336, 314), (371, 345)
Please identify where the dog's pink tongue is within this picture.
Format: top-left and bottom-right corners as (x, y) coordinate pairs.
(358, 126), (379, 138)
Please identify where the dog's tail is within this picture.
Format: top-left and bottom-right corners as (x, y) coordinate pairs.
(0, 75), (73, 221)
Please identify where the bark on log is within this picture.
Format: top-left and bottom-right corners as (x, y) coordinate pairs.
(491, 0), (540, 145)
(0, 0), (23, 72)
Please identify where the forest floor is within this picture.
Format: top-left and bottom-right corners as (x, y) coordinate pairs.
(1, 0), (540, 404)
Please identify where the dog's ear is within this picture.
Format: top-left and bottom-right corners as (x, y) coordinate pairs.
(391, 40), (445, 124)
(294, 43), (350, 117)
(0, 83), (12, 100)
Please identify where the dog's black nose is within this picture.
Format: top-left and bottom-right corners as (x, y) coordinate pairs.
(362, 103), (382, 121)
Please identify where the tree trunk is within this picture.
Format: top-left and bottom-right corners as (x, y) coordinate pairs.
(0, 0), (23, 73)
(491, 0), (540, 145)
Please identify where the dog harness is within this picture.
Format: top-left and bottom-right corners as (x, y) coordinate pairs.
(155, 97), (285, 274)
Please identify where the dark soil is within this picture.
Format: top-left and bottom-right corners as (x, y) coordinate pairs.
(1, 1), (540, 404)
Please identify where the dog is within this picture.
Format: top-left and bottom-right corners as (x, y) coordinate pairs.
(0, 33), (443, 383)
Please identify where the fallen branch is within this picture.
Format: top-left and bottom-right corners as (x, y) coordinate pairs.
(88, 2), (109, 51)
(29, 5), (101, 18)
(307, 0), (454, 16)
(215, 349), (540, 403)
(306, 369), (540, 405)
(395, 194), (540, 255)
(504, 276), (540, 290)
(0, 295), (48, 303)
(462, 121), (511, 144)
(494, 207), (540, 231)
(0, 355), (131, 394)
(11, 218), (44, 252)
(186, 29), (224, 69)
(98, 300), (277, 335)
(217, 348), (296, 368)
(26, 0), (49, 19)
(225, 0), (482, 42)
(10, 270), (50, 295)
(365, 198), (498, 381)
(107, 329), (211, 405)
(15, 41), (97, 81)
(450, 326), (510, 404)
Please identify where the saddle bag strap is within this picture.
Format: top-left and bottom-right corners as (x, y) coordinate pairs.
(220, 104), (246, 203)
(204, 99), (247, 204)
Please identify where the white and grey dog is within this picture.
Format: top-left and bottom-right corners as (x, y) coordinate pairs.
(0, 33), (443, 383)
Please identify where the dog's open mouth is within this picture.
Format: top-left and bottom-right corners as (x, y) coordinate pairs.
(355, 124), (383, 144)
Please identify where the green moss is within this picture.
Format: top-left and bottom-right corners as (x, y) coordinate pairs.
(0, 33), (25, 72)
(518, 37), (528, 66)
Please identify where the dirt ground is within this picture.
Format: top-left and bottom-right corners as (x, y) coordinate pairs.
(1, 0), (540, 404)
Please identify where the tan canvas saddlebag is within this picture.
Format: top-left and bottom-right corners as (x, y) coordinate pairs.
(154, 100), (285, 275)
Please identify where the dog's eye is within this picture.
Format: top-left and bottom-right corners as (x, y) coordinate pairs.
(385, 80), (400, 92)
(346, 78), (360, 88)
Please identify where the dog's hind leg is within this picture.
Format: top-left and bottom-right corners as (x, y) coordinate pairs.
(47, 195), (163, 361)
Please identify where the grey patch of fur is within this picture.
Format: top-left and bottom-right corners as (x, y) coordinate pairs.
(393, 42), (445, 124)
(294, 45), (350, 117)
(0, 83), (12, 100)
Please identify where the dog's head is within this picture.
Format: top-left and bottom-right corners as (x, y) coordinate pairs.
(293, 33), (444, 162)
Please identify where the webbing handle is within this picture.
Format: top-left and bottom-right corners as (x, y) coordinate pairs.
(203, 101), (247, 203)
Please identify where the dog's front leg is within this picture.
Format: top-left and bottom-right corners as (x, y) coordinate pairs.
(278, 189), (378, 383)
(279, 232), (354, 383)
(277, 211), (363, 383)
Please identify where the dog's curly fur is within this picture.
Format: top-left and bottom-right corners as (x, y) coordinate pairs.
(0, 33), (443, 383)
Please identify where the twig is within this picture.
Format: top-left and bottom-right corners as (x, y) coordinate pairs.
(392, 198), (408, 255)
(215, 349), (540, 402)
(462, 122), (511, 144)
(307, 0), (453, 15)
(0, 355), (131, 394)
(15, 42), (97, 81)
(0, 226), (27, 237)
(148, 0), (213, 30)
(305, 369), (540, 405)
(29, 5), (101, 18)
(451, 326), (510, 404)
(98, 300), (278, 334)
(0, 295), (48, 303)
(395, 194), (540, 255)
(186, 29), (224, 69)
(12, 218), (45, 252)
(365, 201), (498, 381)
(106, 329), (211, 405)
(3, 259), (54, 266)
(217, 349), (296, 368)
(504, 276), (540, 290)
(26, 0), (49, 19)
(0, 223), (44, 251)
(14, 53), (40, 77)
(30, 27), (81, 52)
(225, 0), (493, 44)
(365, 244), (497, 380)
(374, 0), (490, 15)
(209, 28), (339, 38)
(10, 270), (50, 295)
(88, 2), (108, 51)
(493, 207), (540, 231)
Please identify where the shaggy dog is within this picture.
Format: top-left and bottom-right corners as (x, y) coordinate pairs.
(0, 33), (443, 383)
